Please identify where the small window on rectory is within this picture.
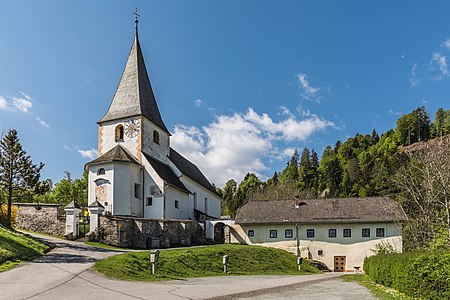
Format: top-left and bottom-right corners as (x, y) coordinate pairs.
(269, 230), (277, 238)
(175, 200), (179, 209)
(307, 229), (315, 238)
(376, 228), (385, 237)
(146, 197), (153, 206)
(248, 230), (255, 237)
(153, 130), (160, 144)
(362, 228), (370, 237)
(285, 229), (293, 238)
(115, 125), (124, 142)
(97, 168), (105, 175)
(329, 229), (337, 238)
(343, 228), (352, 238)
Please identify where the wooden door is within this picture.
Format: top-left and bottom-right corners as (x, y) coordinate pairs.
(334, 256), (346, 272)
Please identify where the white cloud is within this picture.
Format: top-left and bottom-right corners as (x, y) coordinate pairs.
(387, 109), (402, 116)
(0, 96), (7, 110)
(279, 105), (292, 117)
(19, 91), (32, 101)
(0, 92), (33, 113)
(296, 73), (322, 102)
(63, 145), (71, 150)
(441, 39), (450, 49)
(171, 107), (336, 186)
(194, 99), (204, 107)
(12, 97), (32, 113)
(409, 63), (420, 87)
(78, 148), (97, 159)
(282, 147), (296, 158)
(36, 117), (50, 128)
(429, 52), (449, 80)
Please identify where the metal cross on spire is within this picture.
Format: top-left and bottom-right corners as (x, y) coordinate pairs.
(133, 7), (140, 29)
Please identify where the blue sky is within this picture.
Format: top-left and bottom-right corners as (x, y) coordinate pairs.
(1, 1), (450, 187)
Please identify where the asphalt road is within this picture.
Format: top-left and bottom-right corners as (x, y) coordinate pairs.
(0, 233), (374, 300)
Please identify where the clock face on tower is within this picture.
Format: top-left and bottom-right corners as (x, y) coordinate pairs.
(125, 118), (140, 138)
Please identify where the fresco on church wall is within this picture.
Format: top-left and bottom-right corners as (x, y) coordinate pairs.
(96, 185), (107, 202)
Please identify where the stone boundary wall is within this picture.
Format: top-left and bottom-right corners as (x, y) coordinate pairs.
(89, 215), (206, 248)
(14, 203), (65, 236)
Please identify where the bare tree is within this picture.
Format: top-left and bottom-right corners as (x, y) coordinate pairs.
(395, 146), (450, 250)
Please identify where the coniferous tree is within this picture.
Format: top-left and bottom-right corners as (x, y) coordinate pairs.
(0, 129), (43, 228)
(310, 149), (319, 194)
(280, 149), (299, 187)
(432, 108), (448, 140)
(297, 147), (312, 191)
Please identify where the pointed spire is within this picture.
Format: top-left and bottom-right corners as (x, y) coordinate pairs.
(99, 13), (170, 134)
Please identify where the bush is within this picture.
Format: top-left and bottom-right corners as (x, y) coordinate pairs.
(0, 204), (18, 227)
(364, 251), (450, 299)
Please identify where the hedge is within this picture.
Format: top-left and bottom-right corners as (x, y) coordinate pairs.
(364, 251), (450, 299)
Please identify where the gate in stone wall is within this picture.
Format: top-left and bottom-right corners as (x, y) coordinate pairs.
(78, 207), (90, 238)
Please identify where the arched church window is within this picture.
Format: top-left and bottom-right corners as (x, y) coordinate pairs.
(97, 168), (105, 175)
(153, 130), (160, 144)
(115, 125), (124, 142)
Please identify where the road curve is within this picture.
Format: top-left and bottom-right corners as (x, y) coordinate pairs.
(0, 233), (373, 300)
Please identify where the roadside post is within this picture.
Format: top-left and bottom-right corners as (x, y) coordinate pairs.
(297, 256), (303, 271)
(223, 255), (229, 273)
(150, 250), (160, 274)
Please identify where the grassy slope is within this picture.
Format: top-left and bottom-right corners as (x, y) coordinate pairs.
(94, 244), (320, 282)
(0, 226), (49, 272)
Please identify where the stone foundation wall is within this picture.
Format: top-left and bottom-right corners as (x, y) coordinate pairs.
(14, 203), (65, 236)
(90, 215), (206, 248)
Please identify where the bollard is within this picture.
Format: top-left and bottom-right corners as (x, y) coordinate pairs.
(150, 250), (160, 274)
(223, 255), (229, 273)
(297, 256), (303, 271)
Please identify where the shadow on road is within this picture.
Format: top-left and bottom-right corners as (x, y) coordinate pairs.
(34, 252), (100, 264)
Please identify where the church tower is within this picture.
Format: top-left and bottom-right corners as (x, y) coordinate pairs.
(86, 16), (222, 221)
(97, 18), (170, 163)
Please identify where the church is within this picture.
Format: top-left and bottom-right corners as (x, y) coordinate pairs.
(86, 19), (221, 221)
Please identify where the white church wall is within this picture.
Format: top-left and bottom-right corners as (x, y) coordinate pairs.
(88, 163), (114, 213)
(130, 164), (143, 217)
(141, 117), (169, 162)
(112, 163), (142, 216)
(164, 186), (190, 220)
(144, 195), (164, 219)
(180, 176), (221, 219)
(142, 166), (164, 219)
(99, 118), (139, 158)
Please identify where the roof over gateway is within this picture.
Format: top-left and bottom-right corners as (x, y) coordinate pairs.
(235, 197), (408, 225)
(98, 24), (170, 134)
(86, 145), (140, 166)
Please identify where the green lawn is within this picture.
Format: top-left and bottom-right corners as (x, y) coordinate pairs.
(94, 244), (320, 281)
(0, 226), (49, 272)
(340, 274), (413, 300)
